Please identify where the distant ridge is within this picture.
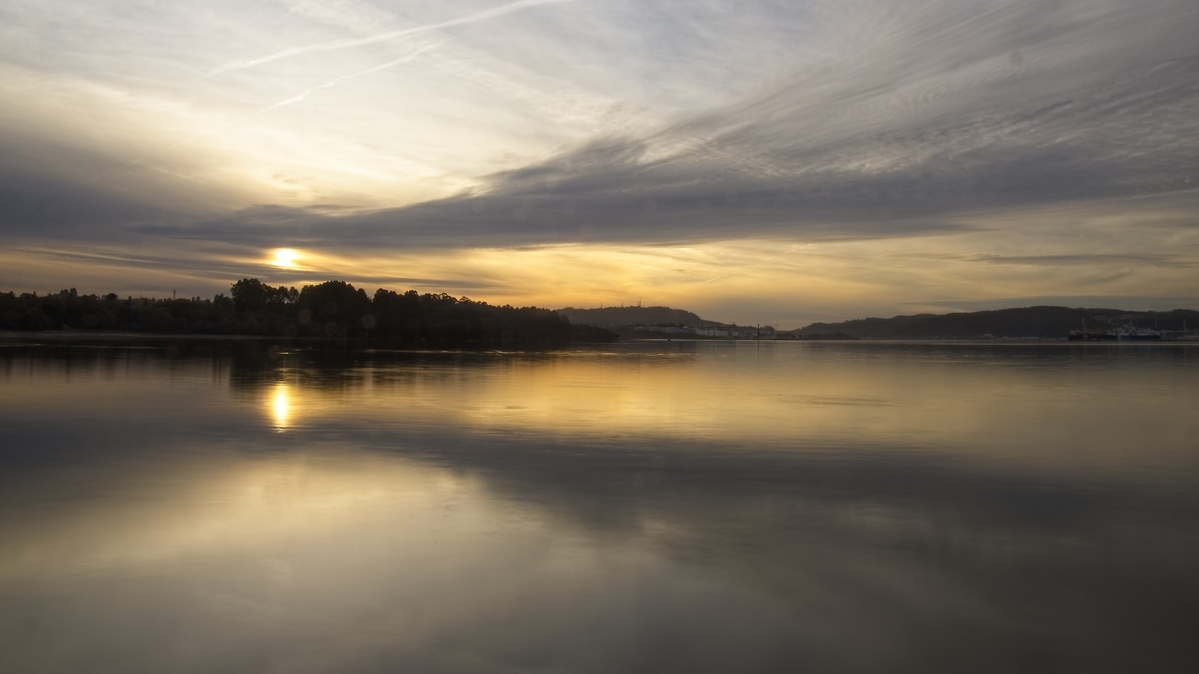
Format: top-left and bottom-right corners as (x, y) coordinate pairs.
(791, 306), (1199, 340)
(556, 306), (713, 328)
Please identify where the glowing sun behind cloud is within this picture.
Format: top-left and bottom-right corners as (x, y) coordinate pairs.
(271, 248), (300, 269)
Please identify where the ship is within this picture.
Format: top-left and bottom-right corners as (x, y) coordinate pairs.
(1068, 318), (1116, 341)
(1067, 328), (1117, 341)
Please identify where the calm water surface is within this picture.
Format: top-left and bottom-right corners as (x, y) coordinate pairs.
(1, 339), (1197, 673)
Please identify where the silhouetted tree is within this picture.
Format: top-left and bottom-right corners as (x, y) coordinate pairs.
(230, 278), (271, 312)
(297, 280), (372, 337)
(0, 278), (613, 345)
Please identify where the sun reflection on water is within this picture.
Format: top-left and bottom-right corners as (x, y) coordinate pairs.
(270, 382), (292, 430)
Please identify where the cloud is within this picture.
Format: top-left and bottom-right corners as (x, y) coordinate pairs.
(970, 254), (1196, 268)
(109, 0), (1195, 251)
(901, 295), (1199, 313)
(891, 252), (1196, 268)
(0, 167), (180, 238)
(208, 0), (571, 75)
(248, 40), (446, 117)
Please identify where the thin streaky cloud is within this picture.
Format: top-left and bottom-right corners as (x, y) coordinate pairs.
(971, 253), (1195, 268)
(250, 41), (445, 116)
(114, 42), (442, 179)
(208, 0), (570, 75)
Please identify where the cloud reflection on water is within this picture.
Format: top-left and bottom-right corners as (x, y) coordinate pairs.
(226, 341), (1199, 482)
(2, 341), (1198, 673)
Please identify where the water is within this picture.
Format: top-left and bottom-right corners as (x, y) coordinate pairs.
(2, 339), (1197, 673)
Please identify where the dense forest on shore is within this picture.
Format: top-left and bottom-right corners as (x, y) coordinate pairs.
(0, 279), (616, 346)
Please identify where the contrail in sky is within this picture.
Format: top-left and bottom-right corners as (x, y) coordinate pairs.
(249, 41), (444, 116)
(209, 0), (569, 75)
(117, 43), (441, 175)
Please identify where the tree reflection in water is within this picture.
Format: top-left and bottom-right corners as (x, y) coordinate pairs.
(1, 340), (1197, 673)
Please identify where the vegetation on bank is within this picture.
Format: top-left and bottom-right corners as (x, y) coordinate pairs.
(8, 287), (1195, 344)
(556, 306), (711, 329)
(791, 306), (1199, 340)
(0, 280), (617, 346)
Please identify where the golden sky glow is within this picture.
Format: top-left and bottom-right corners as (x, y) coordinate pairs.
(271, 248), (300, 269)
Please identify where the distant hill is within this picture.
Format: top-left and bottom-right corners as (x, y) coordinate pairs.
(556, 306), (712, 328)
(791, 306), (1199, 340)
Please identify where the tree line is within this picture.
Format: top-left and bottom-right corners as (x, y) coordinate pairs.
(0, 280), (616, 346)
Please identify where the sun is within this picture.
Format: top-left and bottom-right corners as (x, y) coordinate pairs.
(271, 248), (300, 268)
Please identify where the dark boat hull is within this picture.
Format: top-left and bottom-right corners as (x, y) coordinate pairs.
(1068, 331), (1117, 341)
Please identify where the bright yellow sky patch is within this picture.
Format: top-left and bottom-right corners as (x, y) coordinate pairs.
(271, 248), (300, 269)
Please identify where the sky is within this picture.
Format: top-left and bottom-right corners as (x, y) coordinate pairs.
(2, 0), (1197, 328)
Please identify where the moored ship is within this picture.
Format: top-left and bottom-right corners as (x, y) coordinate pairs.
(1068, 328), (1117, 341)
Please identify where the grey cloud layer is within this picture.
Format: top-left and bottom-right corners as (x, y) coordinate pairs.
(155, 0), (1199, 249)
(5, 0), (1199, 252)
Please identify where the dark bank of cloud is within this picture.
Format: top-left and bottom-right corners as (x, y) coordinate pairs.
(0, 168), (180, 238)
(971, 253), (1197, 268)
